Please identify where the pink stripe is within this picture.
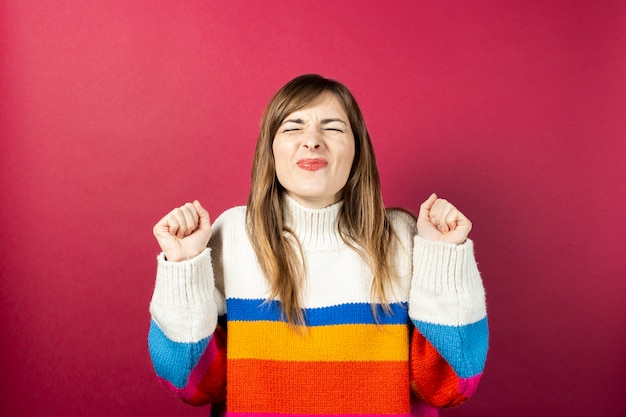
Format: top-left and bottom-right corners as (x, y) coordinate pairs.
(410, 401), (438, 417)
(187, 335), (220, 387)
(458, 373), (482, 397)
(227, 413), (412, 417)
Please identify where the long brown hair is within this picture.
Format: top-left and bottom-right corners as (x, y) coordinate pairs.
(246, 74), (396, 326)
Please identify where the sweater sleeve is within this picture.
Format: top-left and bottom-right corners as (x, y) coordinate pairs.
(148, 248), (227, 406)
(408, 236), (488, 408)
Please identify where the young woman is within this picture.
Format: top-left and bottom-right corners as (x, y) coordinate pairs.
(149, 74), (488, 417)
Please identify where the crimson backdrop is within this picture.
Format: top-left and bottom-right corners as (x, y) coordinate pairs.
(1, 1), (625, 416)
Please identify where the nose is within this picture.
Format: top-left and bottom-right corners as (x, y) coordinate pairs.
(303, 128), (322, 150)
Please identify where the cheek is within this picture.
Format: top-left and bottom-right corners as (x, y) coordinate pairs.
(272, 139), (290, 162)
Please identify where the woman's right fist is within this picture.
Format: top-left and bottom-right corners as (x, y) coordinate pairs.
(153, 200), (212, 262)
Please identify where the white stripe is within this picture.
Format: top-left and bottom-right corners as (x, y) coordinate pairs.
(409, 237), (487, 326)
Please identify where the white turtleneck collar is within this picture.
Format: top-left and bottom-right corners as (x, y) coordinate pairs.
(282, 194), (346, 251)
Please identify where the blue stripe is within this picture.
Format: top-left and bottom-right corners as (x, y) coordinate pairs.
(148, 320), (210, 388)
(226, 298), (409, 326)
(412, 316), (488, 379)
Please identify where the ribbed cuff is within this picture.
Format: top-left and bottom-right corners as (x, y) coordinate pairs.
(412, 236), (481, 294)
(152, 248), (215, 307)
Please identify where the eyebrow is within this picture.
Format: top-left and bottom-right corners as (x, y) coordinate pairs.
(281, 118), (347, 125)
(321, 118), (348, 125)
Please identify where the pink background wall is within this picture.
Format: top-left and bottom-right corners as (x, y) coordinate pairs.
(1, 1), (624, 416)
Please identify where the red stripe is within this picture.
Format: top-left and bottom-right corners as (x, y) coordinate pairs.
(409, 329), (468, 407)
(227, 359), (409, 414)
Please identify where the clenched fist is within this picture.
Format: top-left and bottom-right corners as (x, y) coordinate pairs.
(417, 193), (472, 245)
(153, 200), (212, 262)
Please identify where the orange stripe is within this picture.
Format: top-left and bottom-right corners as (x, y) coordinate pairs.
(228, 321), (408, 361)
(228, 359), (409, 414)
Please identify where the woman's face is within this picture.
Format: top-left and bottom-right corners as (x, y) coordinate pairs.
(273, 92), (355, 209)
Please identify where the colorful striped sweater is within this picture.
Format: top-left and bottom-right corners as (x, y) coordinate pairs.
(148, 195), (488, 417)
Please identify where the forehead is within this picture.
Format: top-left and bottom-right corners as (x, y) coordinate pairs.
(284, 92), (348, 120)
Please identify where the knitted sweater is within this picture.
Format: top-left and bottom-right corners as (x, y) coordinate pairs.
(148, 195), (488, 417)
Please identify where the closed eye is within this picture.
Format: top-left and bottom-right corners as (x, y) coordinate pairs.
(321, 118), (348, 133)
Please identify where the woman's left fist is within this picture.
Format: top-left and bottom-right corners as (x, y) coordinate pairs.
(416, 193), (472, 245)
